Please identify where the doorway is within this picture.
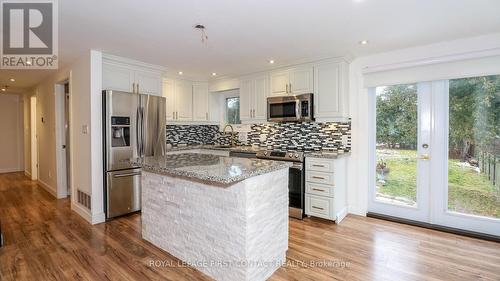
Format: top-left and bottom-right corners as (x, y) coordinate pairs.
(30, 96), (38, 180)
(369, 76), (500, 237)
(55, 81), (71, 198)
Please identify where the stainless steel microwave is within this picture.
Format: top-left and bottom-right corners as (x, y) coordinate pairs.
(267, 93), (314, 122)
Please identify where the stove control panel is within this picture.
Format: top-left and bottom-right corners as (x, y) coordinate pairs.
(256, 150), (304, 162)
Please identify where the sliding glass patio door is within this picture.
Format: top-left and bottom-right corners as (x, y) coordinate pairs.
(368, 83), (432, 223)
(369, 77), (500, 237)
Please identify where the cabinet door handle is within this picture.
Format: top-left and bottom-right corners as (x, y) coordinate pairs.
(312, 164), (325, 167)
(285, 84), (289, 93)
(176, 112), (178, 120)
(289, 83), (292, 93)
(206, 112), (208, 120)
(137, 83), (140, 93)
(312, 206), (324, 210)
(312, 188), (325, 192)
(252, 109), (255, 118)
(132, 83), (136, 93)
(312, 176), (325, 180)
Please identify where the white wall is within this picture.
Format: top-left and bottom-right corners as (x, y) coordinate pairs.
(0, 94), (24, 173)
(347, 32), (500, 216)
(30, 50), (104, 224)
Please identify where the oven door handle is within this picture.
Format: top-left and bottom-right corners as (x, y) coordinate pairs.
(291, 163), (303, 170)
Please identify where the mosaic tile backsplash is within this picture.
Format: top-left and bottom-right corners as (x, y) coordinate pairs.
(167, 122), (351, 152)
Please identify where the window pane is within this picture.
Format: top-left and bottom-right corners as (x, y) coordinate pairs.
(226, 97), (241, 124)
(448, 75), (500, 218)
(375, 84), (418, 207)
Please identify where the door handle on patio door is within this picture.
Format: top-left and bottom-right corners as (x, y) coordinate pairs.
(418, 154), (430, 160)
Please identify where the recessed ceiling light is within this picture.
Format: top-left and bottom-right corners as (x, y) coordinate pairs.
(178, 71), (183, 75)
(26, 61), (32, 65)
(9, 78), (15, 82)
(269, 60), (275, 64)
(1, 88), (5, 92)
(212, 72), (217, 76)
(359, 40), (369, 45)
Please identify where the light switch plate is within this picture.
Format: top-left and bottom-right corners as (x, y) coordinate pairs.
(82, 125), (88, 134)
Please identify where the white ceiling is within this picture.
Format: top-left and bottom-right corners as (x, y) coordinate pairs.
(2, 0), (500, 91)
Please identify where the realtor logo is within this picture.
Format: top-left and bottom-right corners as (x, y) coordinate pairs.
(1, 0), (58, 69)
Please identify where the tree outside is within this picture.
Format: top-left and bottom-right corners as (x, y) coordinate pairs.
(375, 76), (500, 218)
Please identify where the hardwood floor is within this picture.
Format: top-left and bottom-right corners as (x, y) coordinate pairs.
(1, 172), (499, 281)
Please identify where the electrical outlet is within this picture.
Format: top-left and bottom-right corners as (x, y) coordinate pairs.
(342, 135), (349, 146)
(82, 125), (88, 134)
(238, 132), (248, 142)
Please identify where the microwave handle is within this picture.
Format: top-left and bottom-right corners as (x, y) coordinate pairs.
(296, 100), (301, 119)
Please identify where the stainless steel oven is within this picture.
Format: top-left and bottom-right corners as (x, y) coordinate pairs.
(267, 93), (313, 122)
(256, 150), (305, 219)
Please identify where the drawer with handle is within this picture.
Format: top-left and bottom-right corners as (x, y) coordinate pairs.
(306, 158), (334, 173)
(306, 171), (334, 185)
(306, 182), (334, 197)
(305, 194), (334, 220)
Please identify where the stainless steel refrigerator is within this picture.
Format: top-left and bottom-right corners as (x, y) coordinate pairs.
(103, 90), (166, 219)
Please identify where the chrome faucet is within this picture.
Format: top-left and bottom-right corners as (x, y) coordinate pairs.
(222, 124), (235, 147)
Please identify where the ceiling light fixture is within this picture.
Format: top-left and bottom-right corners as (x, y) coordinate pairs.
(359, 40), (369, 45)
(178, 71), (183, 75)
(1, 88), (5, 92)
(26, 61), (32, 65)
(212, 72), (217, 76)
(269, 60), (275, 64)
(9, 78), (15, 82)
(194, 24), (208, 44)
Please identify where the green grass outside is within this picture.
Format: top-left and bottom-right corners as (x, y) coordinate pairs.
(376, 149), (500, 218)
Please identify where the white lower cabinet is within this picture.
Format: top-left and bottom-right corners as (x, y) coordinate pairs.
(305, 157), (347, 223)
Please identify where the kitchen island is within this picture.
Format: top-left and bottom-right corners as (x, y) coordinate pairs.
(130, 153), (291, 281)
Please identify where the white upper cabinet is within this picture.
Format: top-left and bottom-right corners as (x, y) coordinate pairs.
(163, 79), (176, 121)
(102, 55), (163, 96)
(239, 74), (269, 123)
(313, 61), (349, 121)
(134, 70), (162, 95)
(193, 82), (209, 121)
(176, 80), (193, 121)
(270, 71), (289, 96)
(253, 75), (269, 120)
(102, 63), (134, 92)
(289, 66), (313, 94)
(162, 78), (194, 122)
(270, 66), (313, 96)
(239, 79), (253, 122)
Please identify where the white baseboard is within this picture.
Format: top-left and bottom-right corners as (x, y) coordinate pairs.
(336, 207), (348, 223)
(91, 212), (106, 225)
(71, 202), (92, 224)
(37, 179), (57, 198)
(0, 168), (23, 174)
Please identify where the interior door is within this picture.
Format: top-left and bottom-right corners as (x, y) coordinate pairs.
(368, 83), (431, 222)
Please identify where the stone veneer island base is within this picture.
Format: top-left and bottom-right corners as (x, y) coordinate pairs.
(137, 154), (290, 281)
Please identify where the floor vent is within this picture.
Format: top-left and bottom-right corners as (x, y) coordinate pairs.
(77, 189), (91, 210)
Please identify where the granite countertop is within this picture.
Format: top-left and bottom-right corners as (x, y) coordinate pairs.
(304, 151), (351, 159)
(167, 144), (351, 158)
(167, 144), (263, 153)
(130, 153), (291, 185)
